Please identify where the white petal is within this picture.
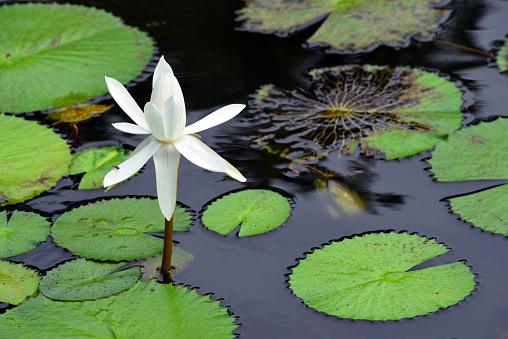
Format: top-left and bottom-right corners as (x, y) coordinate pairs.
(153, 56), (174, 87)
(103, 136), (161, 187)
(144, 102), (165, 140)
(225, 161), (247, 182)
(105, 76), (149, 131)
(162, 95), (185, 141)
(150, 73), (170, 111)
(173, 134), (227, 173)
(183, 104), (245, 135)
(112, 122), (151, 135)
(153, 144), (181, 220)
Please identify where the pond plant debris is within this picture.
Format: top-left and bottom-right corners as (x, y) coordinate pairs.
(102, 56), (246, 281)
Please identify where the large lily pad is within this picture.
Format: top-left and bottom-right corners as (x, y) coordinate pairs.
(39, 258), (141, 301)
(201, 189), (292, 237)
(428, 118), (508, 236)
(249, 66), (463, 160)
(69, 146), (133, 190)
(0, 281), (239, 338)
(498, 42), (508, 73)
(0, 260), (40, 305)
(0, 210), (50, 258)
(289, 232), (476, 321)
(0, 114), (71, 206)
(0, 3), (153, 113)
(52, 198), (193, 261)
(237, 0), (449, 51)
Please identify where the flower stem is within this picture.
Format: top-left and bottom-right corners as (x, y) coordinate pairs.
(160, 216), (174, 283)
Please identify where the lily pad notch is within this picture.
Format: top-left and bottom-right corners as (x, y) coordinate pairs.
(287, 231), (477, 321)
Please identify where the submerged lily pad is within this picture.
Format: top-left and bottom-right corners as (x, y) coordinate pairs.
(138, 246), (194, 281)
(0, 281), (239, 338)
(498, 43), (508, 73)
(289, 232), (476, 321)
(249, 66), (463, 160)
(0, 260), (40, 305)
(52, 198), (193, 261)
(238, 0), (449, 51)
(40, 258), (140, 301)
(0, 3), (153, 113)
(429, 118), (508, 236)
(202, 189), (292, 237)
(0, 114), (71, 206)
(69, 146), (133, 190)
(45, 104), (114, 125)
(0, 211), (50, 258)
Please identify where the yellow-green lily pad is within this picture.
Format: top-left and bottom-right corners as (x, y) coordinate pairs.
(0, 260), (40, 305)
(497, 42), (508, 73)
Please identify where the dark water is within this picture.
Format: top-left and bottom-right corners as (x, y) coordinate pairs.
(2, 0), (508, 338)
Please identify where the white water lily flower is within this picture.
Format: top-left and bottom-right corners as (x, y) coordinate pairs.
(103, 56), (246, 220)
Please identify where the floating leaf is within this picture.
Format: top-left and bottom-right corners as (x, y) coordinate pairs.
(249, 66), (463, 160)
(139, 246), (194, 281)
(0, 261), (40, 305)
(69, 146), (134, 190)
(0, 3), (153, 113)
(0, 211), (50, 258)
(202, 189), (291, 237)
(429, 118), (508, 181)
(289, 232), (476, 321)
(497, 43), (508, 73)
(52, 198), (193, 261)
(45, 104), (114, 125)
(0, 281), (238, 337)
(0, 114), (71, 206)
(39, 258), (140, 301)
(238, 0), (449, 51)
(429, 118), (508, 236)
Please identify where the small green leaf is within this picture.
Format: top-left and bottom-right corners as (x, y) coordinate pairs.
(202, 189), (291, 237)
(497, 42), (508, 73)
(238, 0), (449, 51)
(39, 258), (140, 301)
(0, 3), (154, 113)
(0, 281), (239, 338)
(45, 104), (114, 125)
(0, 114), (71, 206)
(52, 198), (193, 261)
(289, 232), (476, 321)
(249, 66), (463, 160)
(429, 118), (508, 181)
(138, 246), (194, 281)
(69, 146), (134, 190)
(449, 185), (508, 236)
(0, 211), (50, 258)
(0, 260), (40, 305)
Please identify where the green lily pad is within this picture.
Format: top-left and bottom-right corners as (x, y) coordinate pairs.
(138, 246), (194, 281)
(45, 104), (114, 125)
(39, 258), (141, 301)
(69, 146), (134, 190)
(0, 260), (40, 305)
(429, 118), (508, 236)
(202, 189), (292, 237)
(0, 114), (71, 206)
(249, 66), (463, 160)
(497, 42), (508, 73)
(289, 232), (476, 321)
(0, 210), (50, 258)
(237, 0), (449, 51)
(52, 198), (193, 261)
(0, 3), (153, 113)
(0, 281), (239, 338)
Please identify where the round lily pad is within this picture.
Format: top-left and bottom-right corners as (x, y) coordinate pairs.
(237, 0), (449, 51)
(0, 114), (71, 206)
(51, 198), (193, 261)
(40, 258), (141, 301)
(69, 146), (133, 190)
(249, 66), (464, 160)
(289, 232), (476, 321)
(429, 118), (508, 236)
(0, 281), (238, 338)
(497, 42), (508, 73)
(202, 189), (292, 237)
(45, 104), (114, 125)
(0, 3), (154, 113)
(0, 210), (50, 258)
(0, 260), (40, 305)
